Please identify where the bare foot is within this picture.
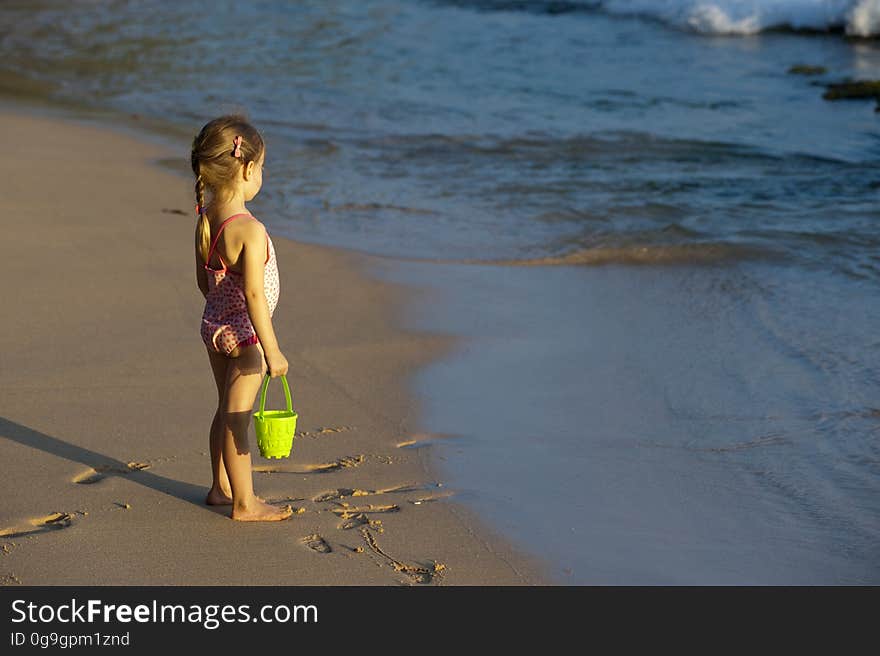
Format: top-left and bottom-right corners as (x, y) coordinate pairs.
(231, 498), (293, 522)
(205, 488), (233, 506)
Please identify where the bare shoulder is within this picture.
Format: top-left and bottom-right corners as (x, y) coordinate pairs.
(219, 214), (263, 241)
(236, 215), (266, 244)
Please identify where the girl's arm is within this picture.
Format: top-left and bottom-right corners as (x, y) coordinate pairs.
(240, 221), (286, 372)
(195, 225), (209, 298)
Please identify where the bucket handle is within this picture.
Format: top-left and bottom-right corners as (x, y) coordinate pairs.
(257, 374), (293, 418)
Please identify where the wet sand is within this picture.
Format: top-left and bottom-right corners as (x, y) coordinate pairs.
(0, 106), (552, 585)
(370, 250), (880, 585)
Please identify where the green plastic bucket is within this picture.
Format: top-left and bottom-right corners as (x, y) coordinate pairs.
(253, 374), (298, 459)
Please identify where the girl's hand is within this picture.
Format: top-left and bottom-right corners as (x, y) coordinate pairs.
(265, 349), (289, 378)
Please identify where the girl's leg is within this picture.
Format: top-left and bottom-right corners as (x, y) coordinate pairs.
(221, 342), (292, 521)
(205, 347), (233, 505)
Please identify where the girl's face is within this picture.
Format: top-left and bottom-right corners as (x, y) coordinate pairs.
(244, 151), (265, 201)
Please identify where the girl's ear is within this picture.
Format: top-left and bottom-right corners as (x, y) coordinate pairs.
(243, 159), (256, 180)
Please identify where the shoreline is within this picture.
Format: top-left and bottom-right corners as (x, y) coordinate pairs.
(0, 103), (554, 585)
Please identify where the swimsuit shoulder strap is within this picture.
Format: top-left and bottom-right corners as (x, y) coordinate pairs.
(205, 213), (253, 268)
(264, 227), (271, 265)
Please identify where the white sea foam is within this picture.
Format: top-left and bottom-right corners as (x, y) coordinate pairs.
(590, 0), (880, 36)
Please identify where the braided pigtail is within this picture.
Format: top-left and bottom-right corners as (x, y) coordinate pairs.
(195, 172), (211, 263)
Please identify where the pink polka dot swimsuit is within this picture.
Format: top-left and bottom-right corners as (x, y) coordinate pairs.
(200, 213), (280, 356)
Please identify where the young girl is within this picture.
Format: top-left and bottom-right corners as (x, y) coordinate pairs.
(191, 115), (293, 522)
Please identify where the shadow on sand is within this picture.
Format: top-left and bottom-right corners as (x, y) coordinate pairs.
(0, 416), (211, 512)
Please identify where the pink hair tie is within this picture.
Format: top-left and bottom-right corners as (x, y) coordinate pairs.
(232, 135), (243, 158)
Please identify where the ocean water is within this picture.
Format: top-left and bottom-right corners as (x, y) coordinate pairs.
(1, 0), (878, 582)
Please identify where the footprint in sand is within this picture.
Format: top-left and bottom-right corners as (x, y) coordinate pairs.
(305, 455), (365, 473)
(296, 425), (355, 439)
(338, 514), (373, 531)
(0, 513), (76, 540)
(313, 483), (450, 509)
(72, 462), (151, 485)
(301, 534), (332, 554)
(331, 504), (400, 517)
(254, 455), (365, 475)
(330, 503), (399, 532)
(313, 488), (371, 502)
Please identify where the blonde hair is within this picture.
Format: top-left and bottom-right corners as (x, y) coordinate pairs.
(191, 114), (265, 262)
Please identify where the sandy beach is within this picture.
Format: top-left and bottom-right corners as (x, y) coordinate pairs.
(0, 106), (552, 586)
(2, 2), (876, 586)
